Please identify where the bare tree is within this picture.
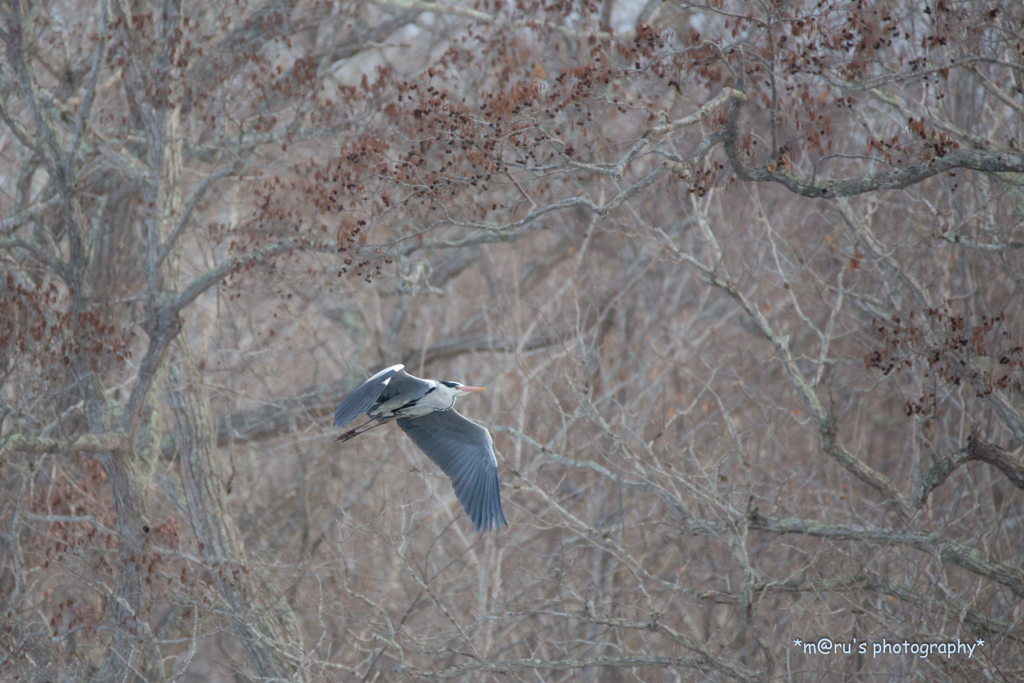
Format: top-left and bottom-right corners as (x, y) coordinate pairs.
(2, 0), (1022, 681)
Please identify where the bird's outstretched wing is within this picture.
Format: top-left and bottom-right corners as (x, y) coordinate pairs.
(397, 411), (507, 532)
(334, 364), (406, 428)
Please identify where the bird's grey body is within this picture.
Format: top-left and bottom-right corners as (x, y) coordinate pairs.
(334, 364), (507, 532)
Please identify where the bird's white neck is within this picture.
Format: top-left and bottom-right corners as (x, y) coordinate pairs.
(430, 380), (460, 410)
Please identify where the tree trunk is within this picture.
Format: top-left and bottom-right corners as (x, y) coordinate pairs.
(167, 337), (308, 681)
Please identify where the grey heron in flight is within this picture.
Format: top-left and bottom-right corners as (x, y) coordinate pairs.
(334, 364), (507, 532)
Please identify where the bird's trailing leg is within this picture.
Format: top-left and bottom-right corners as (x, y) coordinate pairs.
(335, 416), (393, 443)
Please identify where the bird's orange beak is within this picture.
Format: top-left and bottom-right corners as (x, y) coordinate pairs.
(462, 386), (485, 392)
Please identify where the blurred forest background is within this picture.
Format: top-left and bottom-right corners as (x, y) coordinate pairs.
(2, 0), (1023, 681)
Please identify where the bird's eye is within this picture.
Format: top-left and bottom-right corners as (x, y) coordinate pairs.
(440, 381), (460, 388)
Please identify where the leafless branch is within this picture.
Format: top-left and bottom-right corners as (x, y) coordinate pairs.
(64, 0), (110, 166)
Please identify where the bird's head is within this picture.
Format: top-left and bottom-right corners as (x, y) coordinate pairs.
(440, 381), (486, 396)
